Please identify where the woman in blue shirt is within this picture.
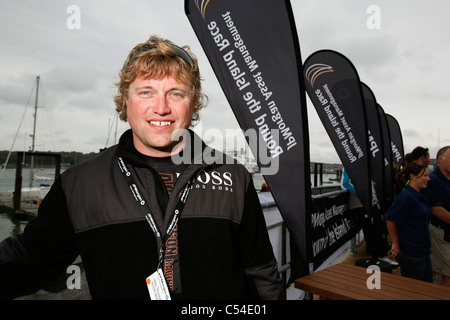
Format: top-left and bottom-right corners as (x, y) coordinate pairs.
(386, 162), (433, 282)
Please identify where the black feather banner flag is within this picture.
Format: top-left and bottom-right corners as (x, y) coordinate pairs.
(386, 114), (404, 167)
(186, 0), (311, 272)
(304, 50), (371, 215)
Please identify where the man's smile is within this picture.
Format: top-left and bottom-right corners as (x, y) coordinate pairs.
(149, 120), (173, 127)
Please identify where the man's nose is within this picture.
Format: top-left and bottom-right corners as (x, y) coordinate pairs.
(153, 95), (171, 115)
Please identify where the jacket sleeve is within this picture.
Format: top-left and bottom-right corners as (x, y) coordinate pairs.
(240, 177), (285, 300)
(0, 176), (79, 299)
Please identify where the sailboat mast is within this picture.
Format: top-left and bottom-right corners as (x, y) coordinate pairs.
(29, 75), (40, 187)
(32, 76), (39, 152)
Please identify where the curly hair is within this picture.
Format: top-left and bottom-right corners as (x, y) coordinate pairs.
(114, 35), (208, 125)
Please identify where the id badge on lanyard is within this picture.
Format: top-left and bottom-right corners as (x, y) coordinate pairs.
(117, 157), (192, 300)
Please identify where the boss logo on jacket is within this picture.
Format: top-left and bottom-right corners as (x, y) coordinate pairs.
(192, 169), (234, 192)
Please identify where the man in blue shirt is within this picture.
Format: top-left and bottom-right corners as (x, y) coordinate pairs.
(425, 146), (450, 286)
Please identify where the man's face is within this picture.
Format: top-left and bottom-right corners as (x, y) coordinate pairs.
(126, 74), (194, 157)
(439, 149), (450, 175)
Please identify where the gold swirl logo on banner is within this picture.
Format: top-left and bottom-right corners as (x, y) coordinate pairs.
(195, 0), (212, 20)
(305, 63), (334, 88)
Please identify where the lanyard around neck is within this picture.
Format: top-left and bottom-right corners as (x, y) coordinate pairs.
(117, 156), (192, 266)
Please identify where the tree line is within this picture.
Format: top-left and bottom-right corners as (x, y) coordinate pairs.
(0, 150), (99, 168)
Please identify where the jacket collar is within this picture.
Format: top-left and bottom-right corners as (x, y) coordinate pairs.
(114, 128), (233, 169)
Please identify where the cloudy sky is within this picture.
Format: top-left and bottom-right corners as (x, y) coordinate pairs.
(1, 0), (449, 164)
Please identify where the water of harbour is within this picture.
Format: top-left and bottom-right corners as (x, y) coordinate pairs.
(0, 212), (30, 241)
(0, 167), (56, 192)
(0, 167), (57, 241)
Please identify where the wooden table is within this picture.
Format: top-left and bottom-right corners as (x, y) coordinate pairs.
(295, 263), (450, 300)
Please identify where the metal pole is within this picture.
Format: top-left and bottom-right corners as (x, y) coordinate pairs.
(29, 75), (40, 188)
(13, 152), (24, 211)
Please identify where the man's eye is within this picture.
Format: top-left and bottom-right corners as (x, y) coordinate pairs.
(171, 91), (187, 99)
